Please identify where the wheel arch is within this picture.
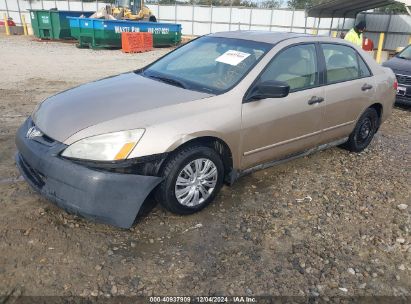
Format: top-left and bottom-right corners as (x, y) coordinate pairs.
(369, 102), (383, 130)
(161, 135), (235, 185)
(354, 102), (383, 128)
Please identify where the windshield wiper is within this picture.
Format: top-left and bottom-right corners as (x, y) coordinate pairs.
(397, 55), (410, 60)
(148, 75), (187, 89)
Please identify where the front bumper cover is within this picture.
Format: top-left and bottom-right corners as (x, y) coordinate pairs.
(15, 118), (163, 229)
(396, 95), (411, 105)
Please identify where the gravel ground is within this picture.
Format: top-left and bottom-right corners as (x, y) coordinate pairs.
(0, 35), (410, 299)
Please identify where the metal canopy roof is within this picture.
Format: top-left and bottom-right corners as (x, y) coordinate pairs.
(307, 0), (396, 18)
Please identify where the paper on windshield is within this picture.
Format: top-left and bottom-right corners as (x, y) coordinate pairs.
(215, 50), (251, 66)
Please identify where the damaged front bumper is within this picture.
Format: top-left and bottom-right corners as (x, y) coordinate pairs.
(15, 118), (163, 229)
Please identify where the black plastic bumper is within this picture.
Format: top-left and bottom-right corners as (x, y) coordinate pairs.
(15, 118), (163, 229)
(396, 95), (411, 106)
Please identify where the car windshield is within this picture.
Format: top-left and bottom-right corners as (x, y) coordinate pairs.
(397, 45), (411, 60)
(141, 36), (272, 94)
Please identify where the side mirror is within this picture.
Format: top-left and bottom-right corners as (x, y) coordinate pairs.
(246, 80), (290, 101)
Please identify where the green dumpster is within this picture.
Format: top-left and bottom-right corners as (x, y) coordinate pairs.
(29, 10), (94, 40)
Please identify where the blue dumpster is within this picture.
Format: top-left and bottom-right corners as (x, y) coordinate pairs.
(68, 17), (182, 48)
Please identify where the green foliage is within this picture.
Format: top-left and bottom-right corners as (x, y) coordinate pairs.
(286, 0), (407, 14)
(287, 0), (329, 10)
(260, 0), (281, 9)
(287, 0), (315, 9)
(375, 3), (407, 14)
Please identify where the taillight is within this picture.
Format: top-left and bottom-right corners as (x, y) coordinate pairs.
(393, 79), (398, 91)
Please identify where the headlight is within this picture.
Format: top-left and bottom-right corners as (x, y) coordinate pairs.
(61, 129), (145, 161)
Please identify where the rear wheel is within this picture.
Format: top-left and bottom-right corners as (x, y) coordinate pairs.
(342, 107), (379, 152)
(155, 145), (224, 214)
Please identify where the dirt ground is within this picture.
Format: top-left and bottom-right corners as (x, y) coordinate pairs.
(0, 35), (410, 299)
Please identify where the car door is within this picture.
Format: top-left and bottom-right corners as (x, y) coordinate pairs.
(241, 43), (325, 170)
(319, 43), (376, 142)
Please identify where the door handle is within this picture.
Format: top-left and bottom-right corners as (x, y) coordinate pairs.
(308, 96), (324, 105)
(362, 84), (373, 91)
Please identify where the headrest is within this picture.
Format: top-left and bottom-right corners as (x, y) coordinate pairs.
(328, 54), (348, 68)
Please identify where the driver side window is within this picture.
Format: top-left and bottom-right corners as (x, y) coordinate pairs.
(260, 44), (319, 92)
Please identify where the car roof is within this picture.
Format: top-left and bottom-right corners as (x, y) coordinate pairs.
(209, 31), (312, 44)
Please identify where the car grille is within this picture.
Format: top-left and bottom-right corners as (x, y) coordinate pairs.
(18, 155), (45, 189)
(396, 74), (411, 86)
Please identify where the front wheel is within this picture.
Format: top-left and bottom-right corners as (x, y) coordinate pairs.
(342, 107), (379, 152)
(155, 145), (224, 214)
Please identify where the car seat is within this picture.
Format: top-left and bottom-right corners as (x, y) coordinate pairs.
(327, 54), (358, 83)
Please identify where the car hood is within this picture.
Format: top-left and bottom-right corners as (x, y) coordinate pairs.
(382, 56), (411, 75)
(32, 72), (212, 142)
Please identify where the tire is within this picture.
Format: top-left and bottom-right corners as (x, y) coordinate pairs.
(155, 145), (224, 214)
(342, 107), (379, 152)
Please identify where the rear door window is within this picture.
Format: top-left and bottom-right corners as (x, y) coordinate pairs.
(358, 56), (372, 77)
(321, 44), (370, 84)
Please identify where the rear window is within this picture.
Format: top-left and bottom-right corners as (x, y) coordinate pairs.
(259, 44), (319, 92)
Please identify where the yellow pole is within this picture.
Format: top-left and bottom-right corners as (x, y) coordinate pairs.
(332, 31), (337, 38)
(312, 29), (318, 35)
(409, 35), (411, 45)
(376, 32), (385, 64)
(3, 14), (10, 36)
(22, 15), (28, 36)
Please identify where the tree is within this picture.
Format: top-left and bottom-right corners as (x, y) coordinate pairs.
(375, 3), (407, 14)
(287, 0), (315, 9)
(287, 0), (328, 10)
(261, 0), (282, 9)
(287, 0), (407, 14)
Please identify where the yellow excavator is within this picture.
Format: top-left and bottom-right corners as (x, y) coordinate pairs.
(89, 0), (157, 22)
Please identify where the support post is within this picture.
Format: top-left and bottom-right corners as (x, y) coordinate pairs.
(229, 0), (232, 31)
(317, 17), (321, 35)
(269, 8), (274, 32)
(329, 17), (333, 36)
(290, 9), (295, 32)
(3, 14), (10, 36)
(175, 2), (177, 24)
(335, 17), (340, 37)
(210, 5), (213, 33)
(304, 14), (307, 34)
(22, 14), (28, 35)
(192, 5), (194, 36)
(16, 0), (22, 25)
(4, 0), (9, 19)
(312, 18), (318, 35)
(249, 8), (252, 30)
(376, 32), (385, 64)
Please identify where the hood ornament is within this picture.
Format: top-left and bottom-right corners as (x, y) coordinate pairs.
(26, 126), (43, 139)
